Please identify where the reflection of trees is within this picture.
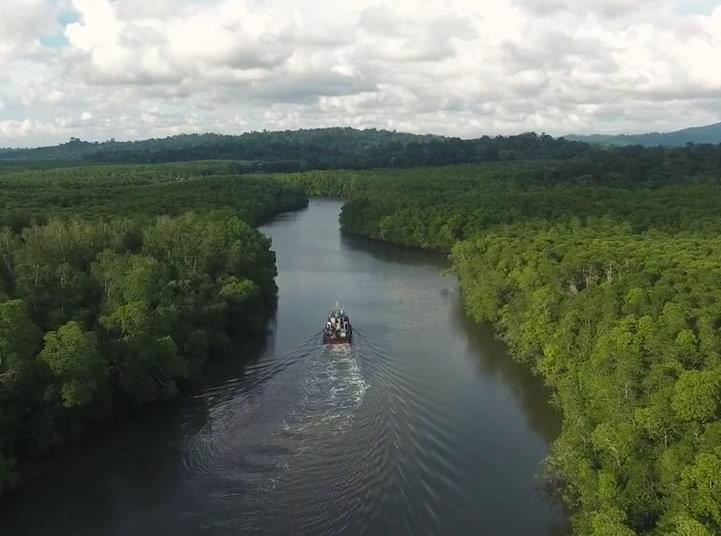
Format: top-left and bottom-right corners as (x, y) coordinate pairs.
(449, 293), (562, 444)
(0, 332), (272, 536)
(448, 296), (569, 536)
(340, 232), (448, 268)
(340, 214), (561, 442)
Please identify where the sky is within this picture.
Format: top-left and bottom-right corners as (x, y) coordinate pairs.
(1, 0), (721, 147)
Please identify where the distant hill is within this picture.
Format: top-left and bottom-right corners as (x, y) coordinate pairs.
(566, 122), (721, 147)
(0, 128), (588, 170)
(0, 128), (437, 167)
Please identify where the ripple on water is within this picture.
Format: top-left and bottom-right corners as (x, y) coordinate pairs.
(171, 324), (545, 536)
(0, 201), (565, 536)
(175, 338), (378, 534)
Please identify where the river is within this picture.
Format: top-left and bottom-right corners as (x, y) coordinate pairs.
(0, 199), (567, 535)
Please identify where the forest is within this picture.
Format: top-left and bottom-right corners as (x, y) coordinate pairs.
(0, 128), (587, 168)
(281, 155), (721, 536)
(4, 129), (721, 183)
(454, 224), (721, 535)
(3, 138), (721, 534)
(0, 164), (307, 493)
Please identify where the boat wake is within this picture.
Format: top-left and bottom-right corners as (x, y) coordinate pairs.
(176, 334), (373, 533)
(285, 344), (368, 438)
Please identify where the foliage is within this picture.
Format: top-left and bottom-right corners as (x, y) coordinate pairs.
(5, 143), (721, 533)
(282, 160), (721, 535)
(0, 162), (307, 493)
(452, 225), (721, 535)
(3, 128), (721, 182)
(0, 128), (440, 167)
(0, 128), (599, 170)
(0, 212), (282, 488)
(0, 162), (307, 228)
(281, 164), (721, 252)
(38, 322), (104, 407)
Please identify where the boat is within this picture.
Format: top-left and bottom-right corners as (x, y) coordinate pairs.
(323, 303), (353, 344)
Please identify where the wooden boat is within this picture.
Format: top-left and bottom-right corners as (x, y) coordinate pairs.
(323, 304), (352, 344)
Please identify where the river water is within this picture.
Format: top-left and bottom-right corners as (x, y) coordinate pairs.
(0, 199), (567, 535)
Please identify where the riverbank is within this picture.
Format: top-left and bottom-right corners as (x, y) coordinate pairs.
(288, 164), (721, 535)
(1, 199), (566, 535)
(0, 212), (289, 497)
(0, 163), (310, 497)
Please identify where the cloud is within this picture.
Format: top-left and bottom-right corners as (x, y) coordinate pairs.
(0, 0), (59, 66)
(0, 0), (721, 146)
(513, 0), (655, 18)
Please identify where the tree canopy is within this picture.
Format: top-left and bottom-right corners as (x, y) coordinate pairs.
(282, 160), (721, 535)
(0, 162), (306, 493)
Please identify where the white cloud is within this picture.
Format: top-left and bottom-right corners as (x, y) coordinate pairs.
(0, 0), (720, 146)
(0, 0), (58, 66)
(0, 119), (64, 141)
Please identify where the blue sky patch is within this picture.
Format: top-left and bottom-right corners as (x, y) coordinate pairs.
(673, 0), (720, 15)
(40, 34), (68, 48)
(59, 10), (81, 26)
(39, 8), (80, 49)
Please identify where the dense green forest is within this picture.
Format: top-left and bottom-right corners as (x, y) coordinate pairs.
(0, 128), (588, 169)
(0, 163), (307, 493)
(454, 225), (721, 535)
(0, 161), (306, 228)
(282, 157), (721, 535)
(0, 128), (438, 167)
(4, 128), (721, 177)
(3, 138), (721, 534)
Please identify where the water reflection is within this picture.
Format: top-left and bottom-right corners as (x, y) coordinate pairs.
(450, 297), (562, 442)
(341, 233), (447, 267)
(0, 199), (567, 536)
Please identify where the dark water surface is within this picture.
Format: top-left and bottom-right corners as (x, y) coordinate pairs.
(0, 199), (567, 535)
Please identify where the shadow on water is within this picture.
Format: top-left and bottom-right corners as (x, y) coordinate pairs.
(339, 218), (567, 535)
(0, 398), (195, 535)
(449, 297), (562, 443)
(340, 233), (448, 268)
(449, 298), (570, 536)
(343, 228), (561, 443)
(0, 199), (569, 536)
(0, 331), (275, 536)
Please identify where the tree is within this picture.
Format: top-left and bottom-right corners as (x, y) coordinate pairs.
(672, 370), (721, 424)
(667, 515), (713, 536)
(678, 454), (721, 529)
(0, 299), (41, 370)
(38, 321), (105, 407)
(589, 509), (637, 536)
